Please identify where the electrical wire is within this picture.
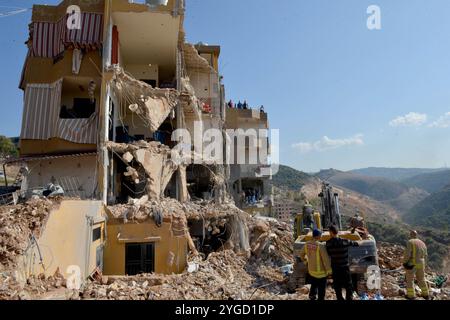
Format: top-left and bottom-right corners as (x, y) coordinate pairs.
(0, 6), (29, 18)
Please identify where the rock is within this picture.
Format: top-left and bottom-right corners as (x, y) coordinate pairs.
(381, 284), (400, 297)
(297, 285), (310, 295)
(18, 290), (31, 300)
(122, 152), (134, 163)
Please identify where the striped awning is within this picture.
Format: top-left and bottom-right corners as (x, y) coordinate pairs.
(21, 80), (63, 140)
(31, 13), (103, 58)
(20, 79), (99, 144)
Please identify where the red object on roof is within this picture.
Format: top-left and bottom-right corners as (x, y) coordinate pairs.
(111, 25), (119, 65)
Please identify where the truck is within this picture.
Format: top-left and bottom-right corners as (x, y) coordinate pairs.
(288, 182), (379, 293)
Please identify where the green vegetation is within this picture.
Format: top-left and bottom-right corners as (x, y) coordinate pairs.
(276, 165), (450, 271)
(366, 221), (450, 270)
(0, 136), (18, 159)
(404, 185), (450, 229)
(271, 165), (311, 191)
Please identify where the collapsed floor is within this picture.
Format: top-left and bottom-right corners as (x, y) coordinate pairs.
(0, 198), (449, 300)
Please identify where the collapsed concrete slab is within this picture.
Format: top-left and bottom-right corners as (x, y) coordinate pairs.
(107, 141), (182, 201)
(111, 67), (180, 133)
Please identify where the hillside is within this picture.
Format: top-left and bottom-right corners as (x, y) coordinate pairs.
(316, 169), (410, 201)
(402, 170), (450, 193)
(270, 165), (312, 191)
(350, 167), (446, 181)
(405, 185), (450, 229)
(273, 165), (449, 271)
(301, 177), (399, 224)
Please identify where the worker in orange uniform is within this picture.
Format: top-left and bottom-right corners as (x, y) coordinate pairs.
(403, 230), (430, 299)
(299, 229), (332, 300)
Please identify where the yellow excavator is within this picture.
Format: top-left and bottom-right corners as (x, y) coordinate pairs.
(288, 182), (379, 293)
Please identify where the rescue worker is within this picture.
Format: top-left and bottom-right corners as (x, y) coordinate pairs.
(403, 230), (429, 300)
(349, 212), (365, 229)
(302, 202), (315, 230)
(299, 229), (332, 300)
(326, 225), (359, 300)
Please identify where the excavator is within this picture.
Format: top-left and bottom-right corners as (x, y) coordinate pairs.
(288, 182), (379, 293)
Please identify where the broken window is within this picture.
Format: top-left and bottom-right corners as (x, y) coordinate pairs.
(186, 165), (215, 200)
(163, 171), (177, 199)
(92, 227), (101, 242)
(60, 98), (96, 119)
(125, 242), (155, 276)
(114, 153), (147, 203)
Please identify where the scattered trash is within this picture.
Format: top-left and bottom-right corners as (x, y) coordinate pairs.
(280, 264), (293, 276)
(187, 262), (199, 273)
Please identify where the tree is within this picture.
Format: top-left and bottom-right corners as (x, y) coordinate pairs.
(0, 136), (18, 159)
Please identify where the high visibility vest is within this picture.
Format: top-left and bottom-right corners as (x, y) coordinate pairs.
(411, 240), (425, 269)
(305, 244), (327, 278)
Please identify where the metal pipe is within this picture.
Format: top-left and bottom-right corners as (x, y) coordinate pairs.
(2, 164), (7, 187)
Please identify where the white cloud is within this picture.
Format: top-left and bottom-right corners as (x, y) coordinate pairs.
(292, 134), (364, 154)
(429, 112), (450, 128)
(389, 112), (427, 127)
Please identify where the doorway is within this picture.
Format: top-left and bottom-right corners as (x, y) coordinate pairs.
(125, 242), (155, 275)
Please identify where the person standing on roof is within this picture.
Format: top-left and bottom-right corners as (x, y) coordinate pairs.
(403, 230), (429, 300)
(243, 100), (249, 109)
(326, 225), (359, 300)
(299, 229), (332, 300)
(237, 101), (243, 109)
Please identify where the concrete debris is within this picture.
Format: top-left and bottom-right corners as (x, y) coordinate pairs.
(111, 67), (179, 133)
(0, 198), (59, 269)
(122, 152), (134, 164)
(183, 44), (217, 74)
(377, 243), (450, 300)
(0, 267), (72, 300)
(248, 217), (294, 266)
(107, 141), (181, 200)
(1, 198), (449, 300)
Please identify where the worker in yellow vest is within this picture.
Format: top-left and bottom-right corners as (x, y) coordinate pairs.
(299, 229), (332, 300)
(403, 230), (430, 299)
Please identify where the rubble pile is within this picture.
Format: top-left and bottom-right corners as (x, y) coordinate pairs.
(0, 198), (59, 269)
(377, 243), (450, 300)
(0, 268), (74, 300)
(378, 243), (404, 270)
(248, 217), (293, 267)
(82, 250), (254, 300)
(1, 197), (449, 300)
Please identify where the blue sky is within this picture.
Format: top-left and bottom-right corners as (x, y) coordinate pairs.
(1, 0), (450, 172)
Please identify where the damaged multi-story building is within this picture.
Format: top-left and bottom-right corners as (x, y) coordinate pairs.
(2, 0), (273, 283)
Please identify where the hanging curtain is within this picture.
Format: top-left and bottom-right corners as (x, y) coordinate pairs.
(20, 79), (63, 140)
(21, 78), (98, 144)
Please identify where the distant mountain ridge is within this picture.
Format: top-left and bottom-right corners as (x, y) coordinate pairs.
(350, 167), (447, 182)
(315, 169), (411, 202)
(402, 170), (450, 193)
